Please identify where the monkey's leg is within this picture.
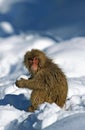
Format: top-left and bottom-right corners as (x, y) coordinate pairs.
(28, 90), (53, 112)
(54, 92), (67, 108)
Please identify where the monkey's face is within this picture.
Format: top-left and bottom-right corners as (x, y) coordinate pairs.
(28, 57), (39, 72)
(24, 49), (46, 74)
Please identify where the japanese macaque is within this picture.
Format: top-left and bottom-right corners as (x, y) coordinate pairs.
(16, 49), (68, 112)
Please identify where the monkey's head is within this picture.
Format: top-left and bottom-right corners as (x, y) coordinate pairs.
(24, 49), (47, 74)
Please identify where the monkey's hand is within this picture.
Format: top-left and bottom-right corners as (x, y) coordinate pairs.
(15, 78), (27, 88)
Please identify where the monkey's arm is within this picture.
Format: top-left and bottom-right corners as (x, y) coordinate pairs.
(15, 70), (48, 90)
(16, 78), (44, 90)
(15, 70), (52, 90)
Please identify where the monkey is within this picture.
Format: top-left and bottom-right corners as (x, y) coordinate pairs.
(16, 49), (68, 112)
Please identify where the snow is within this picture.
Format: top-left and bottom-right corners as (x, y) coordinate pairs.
(0, 0), (35, 13)
(0, 22), (14, 34)
(0, 34), (85, 130)
(43, 113), (85, 130)
(0, 105), (29, 130)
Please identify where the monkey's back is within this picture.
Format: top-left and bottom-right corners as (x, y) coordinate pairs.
(44, 61), (68, 107)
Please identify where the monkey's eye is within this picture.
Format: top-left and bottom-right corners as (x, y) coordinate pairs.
(28, 58), (33, 60)
(28, 57), (38, 64)
(28, 58), (33, 64)
(33, 57), (39, 64)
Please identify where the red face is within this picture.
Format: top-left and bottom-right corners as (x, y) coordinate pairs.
(28, 57), (39, 72)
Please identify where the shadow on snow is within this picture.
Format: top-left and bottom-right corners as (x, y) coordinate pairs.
(0, 94), (31, 111)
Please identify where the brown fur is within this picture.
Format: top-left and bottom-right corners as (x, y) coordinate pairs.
(16, 49), (68, 112)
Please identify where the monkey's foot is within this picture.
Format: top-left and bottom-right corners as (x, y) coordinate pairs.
(28, 106), (35, 112)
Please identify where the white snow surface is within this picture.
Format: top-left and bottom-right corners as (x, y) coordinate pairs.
(0, 34), (85, 130)
(0, 22), (14, 34)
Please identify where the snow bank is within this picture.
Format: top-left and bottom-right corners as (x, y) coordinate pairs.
(0, 34), (85, 130)
(46, 37), (85, 77)
(0, 105), (29, 130)
(43, 113), (85, 130)
(0, 35), (54, 78)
